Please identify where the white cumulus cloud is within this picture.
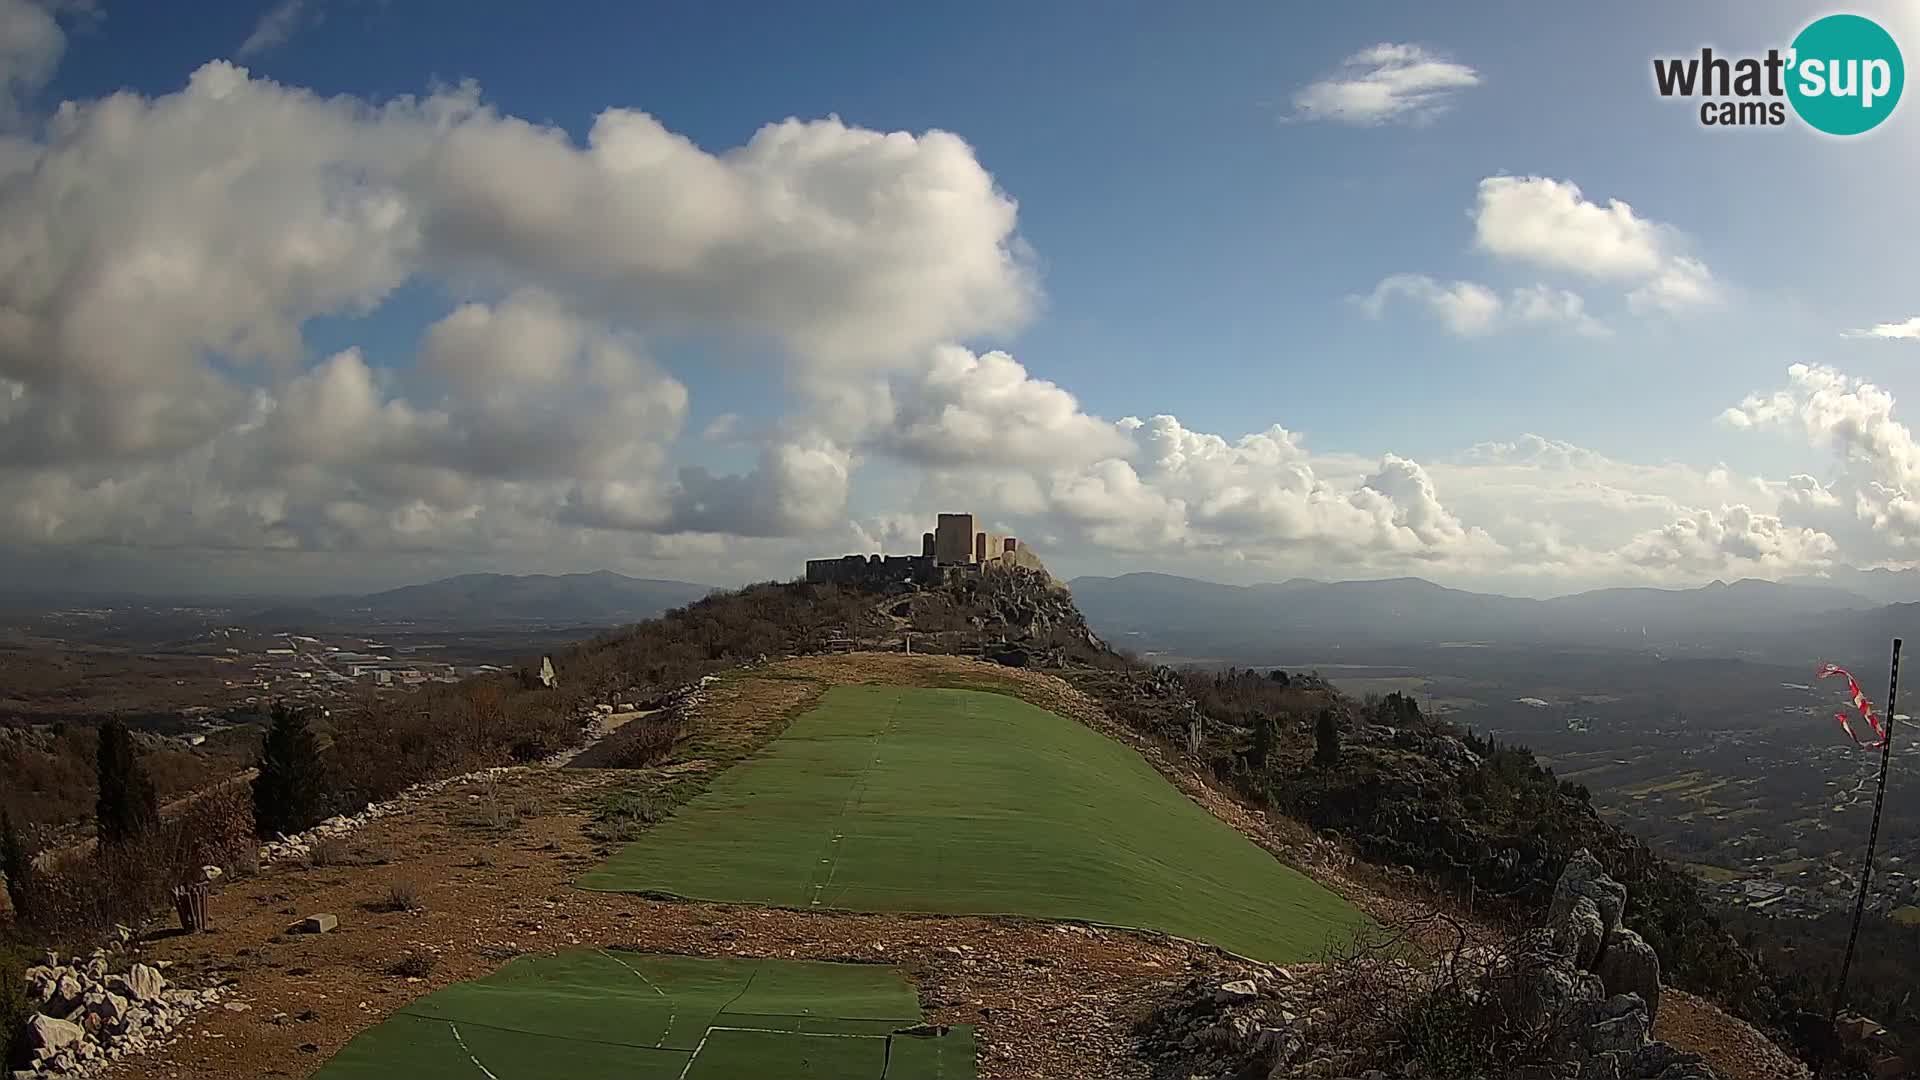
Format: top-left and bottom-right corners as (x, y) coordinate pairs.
(1724, 364), (1920, 559)
(861, 346), (1132, 468)
(1473, 176), (1719, 310)
(1843, 316), (1920, 341)
(0, 61), (1040, 566)
(1357, 274), (1607, 337)
(1292, 43), (1480, 126)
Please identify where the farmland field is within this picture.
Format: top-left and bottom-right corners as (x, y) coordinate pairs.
(580, 684), (1365, 962)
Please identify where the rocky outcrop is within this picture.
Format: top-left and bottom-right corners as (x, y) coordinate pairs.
(956, 566), (1103, 654)
(1524, 850), (1703, 1078)
(1135, 853), (1721, 1079)
(1595, 927), (1663, 1025)
(15, 950), (226, 1077)
(1549, 850), (1630, 976)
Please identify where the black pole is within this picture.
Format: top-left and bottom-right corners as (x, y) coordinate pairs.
(1823, 637), (1901, 1073)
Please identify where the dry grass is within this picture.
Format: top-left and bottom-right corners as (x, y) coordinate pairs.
(379, 880), (425, 913)
(386, 950), (436, 978)
(307, 836), (352, 868)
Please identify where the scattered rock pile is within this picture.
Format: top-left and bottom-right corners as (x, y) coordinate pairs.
(1138, 963), (1336, 1078)
(15, 952), (225, 1078)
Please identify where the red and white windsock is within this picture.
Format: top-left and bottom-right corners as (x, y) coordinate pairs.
(1818, 663), (1889, 749)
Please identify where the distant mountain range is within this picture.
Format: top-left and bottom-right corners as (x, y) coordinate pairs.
(1782, 566), (1920, 604)
(1066, 572), (1901, 664)
(250, 571), (714, 628)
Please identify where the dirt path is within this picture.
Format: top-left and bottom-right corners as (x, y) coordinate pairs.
(552, 707), (658, 767)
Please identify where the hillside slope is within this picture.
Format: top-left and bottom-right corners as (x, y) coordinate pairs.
(7, 569), (1815, 1079)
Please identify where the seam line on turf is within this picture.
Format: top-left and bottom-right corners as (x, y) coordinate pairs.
(448, 1022), (500, 1080)
(808, 689), (902, 907)
(396, 1012), (694, 1052)
(705, 1026), (890, 1039)
(599, 948), (673, 1047)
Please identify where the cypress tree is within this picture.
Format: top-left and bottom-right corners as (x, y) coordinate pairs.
(1314, 708), (1341, 767)
(1, 809), (32, 915)
(1249, 713), (1277, 771)
(95, 717), (159, 846)
(253, 703), (328, 839)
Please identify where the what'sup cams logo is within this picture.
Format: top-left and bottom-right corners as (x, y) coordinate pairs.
(1654, 13), (1903, 134)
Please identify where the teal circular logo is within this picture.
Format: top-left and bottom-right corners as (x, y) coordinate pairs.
(1787, 14), (1904, 135)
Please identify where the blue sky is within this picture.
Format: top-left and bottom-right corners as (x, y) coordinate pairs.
(5, 0), (1920, 594)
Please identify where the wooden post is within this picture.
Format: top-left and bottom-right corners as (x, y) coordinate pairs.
(174, 881), (211, 932)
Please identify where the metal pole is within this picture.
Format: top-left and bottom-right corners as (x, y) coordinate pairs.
(1824, 637), (1901, 1072)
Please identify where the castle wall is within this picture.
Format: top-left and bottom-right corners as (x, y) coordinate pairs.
(935, 513), (977, 564)
(804, 553), (938, 587)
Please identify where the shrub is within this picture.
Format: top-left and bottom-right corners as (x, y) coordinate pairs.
(13, 782), (253, 945)
(1395, 988), (1494, 1079)
(460, 780), (529, 834)
(595, 716), (685, 769)
(387, 950), (437, 978)
(254, 703), (328, 839)
(1, 939), (30, 1071)
(588, 787), (673, 842)
(382, 880), (425, 913)
(95, 718), (159, 847)
(1, 811), (31, 916)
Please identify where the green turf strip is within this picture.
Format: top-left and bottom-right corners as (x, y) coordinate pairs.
(885, 1025), (979, 1079)
(579, 685), (1366, 962)
(312, 1012), (695, 1080)
(312, 952), (972, 1080)
(683, 1028), (887, 1079)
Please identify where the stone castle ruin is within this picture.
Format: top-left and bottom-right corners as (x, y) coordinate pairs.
(804, 512), (1047, 587)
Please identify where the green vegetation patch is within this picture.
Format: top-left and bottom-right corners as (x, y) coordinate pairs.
(580, 685), (1365, 962)
(314, 951), (972, 1080)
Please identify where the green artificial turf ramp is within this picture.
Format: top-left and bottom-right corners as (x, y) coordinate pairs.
(312, 951), (973, 1080)
(580, 685), (1366, 962)
(683, 1029), (886, 1079)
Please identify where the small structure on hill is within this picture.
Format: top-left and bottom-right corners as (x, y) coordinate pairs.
(804, 512), (1046, 587)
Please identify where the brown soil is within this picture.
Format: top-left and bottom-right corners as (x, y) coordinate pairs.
(1658, 988), (1810, 1080)
(89, 652), (1799, 1080)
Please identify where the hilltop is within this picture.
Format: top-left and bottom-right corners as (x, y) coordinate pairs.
(1, 565), (1832, 1078)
